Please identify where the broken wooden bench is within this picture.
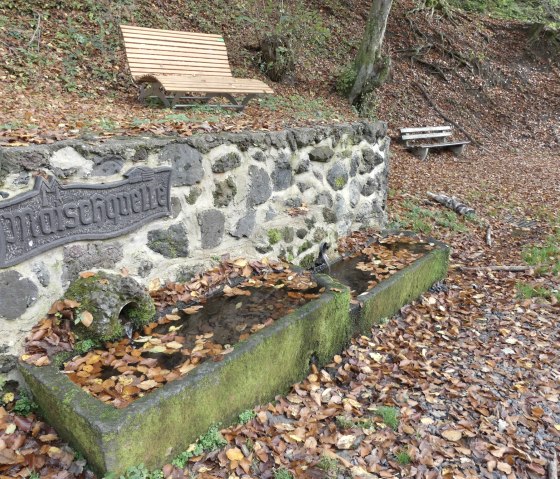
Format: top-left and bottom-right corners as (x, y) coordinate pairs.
(120, 25), (273, 110)
(399, 125), (470, 160)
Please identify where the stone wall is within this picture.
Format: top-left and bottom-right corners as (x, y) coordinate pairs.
(0, 121), (390, 377)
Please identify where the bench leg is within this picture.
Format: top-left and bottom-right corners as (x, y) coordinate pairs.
(138, 83), (170, 108)
(449, 144), (467, 156)
(411, 147), (429, 161)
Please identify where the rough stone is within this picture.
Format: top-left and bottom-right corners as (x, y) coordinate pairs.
(198, 210), (225, 249)
(147, 224), (189, 258)
(185, 136), (212, 154)
(282, 227), (295, 243)
(295, 157), (310, 174)
(0, 350), (16, 373)
(63, 242), (124, 283)
(322, 208), (337, 224)
(137, 260), (153, 278)
(132, 147), (148, 163)
(65, 271), (156, 341)
(361, 177), (379, 197)
(292, 128), (316, 147)
(92, 156), (124, 176)
(252, 150), (266, 162)
(312, 168), (324, 181)
(272, 154), (292, 191)
(327, 162), (349, 191)
(32, 262), (51, 288)
(315, 192), (333, 207)
(50, 147), (93, 177)
(309, 146), (334, 162)
(160, 144), (204, 186)
(213, 177), (237, 207)
(360, 147), (384, 174)
(285, 197), (302, 208)
(212, 151), (241, 173)
(265, 206), (278, 221)
(255, 243), (273, 254)
(313, 227), (327, 242)
(0, 271), (38, 320)
(304, 217), (317, 229)
(349, 178), (361, 208)
(247, 166), (272, 206)
(350, 152), (360, 177)
(185, 186), (202, 205)
(297, 182), (311, 193)
(171, 197), (182, 218)
(355, 200), (385, 225)
(231, 210), (256, 238)
(296, 228), (307, 239)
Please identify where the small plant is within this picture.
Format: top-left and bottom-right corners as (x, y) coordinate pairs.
(198, 424), (227, 451)
(74, 339), (100, 355)
(336, 63), (357, 96)
(29, 472), (40, 479)
(274, 468), (294, 479)
(375, 406), (399, 430)
(395, 449), (412, 465)
(268, 229), (282, 245)
(13, 391), (38, 416)
(238, 409), (257, 424)
(317, 455), (340, 475)
(335, 415), (354, 429)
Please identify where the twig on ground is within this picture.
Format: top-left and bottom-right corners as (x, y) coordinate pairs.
(486, 224), (492, 247)
(549, 452), (557, 479)
(28, 13), (42, 52)
(427, 192), (475, 215)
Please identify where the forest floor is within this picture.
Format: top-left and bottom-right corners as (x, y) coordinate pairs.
(0, 0), (559, 477)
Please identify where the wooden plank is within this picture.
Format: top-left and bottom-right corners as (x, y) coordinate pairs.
(125, 52), (230, 65)
(128, 60), (231, 70)
(125, 43), (228, 60)
(401, 132), (452, 141)
(400, 126), (452, 133)
(415, 141), (470, 148)
(130, 67), (232, 76)
(121, 25), (223, 40)
(122, 35), (228, 51)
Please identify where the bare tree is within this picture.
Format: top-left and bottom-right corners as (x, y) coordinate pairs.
(348, 0), (393, 106)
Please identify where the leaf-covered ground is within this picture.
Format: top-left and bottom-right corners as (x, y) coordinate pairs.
(1, 0), (559, 477)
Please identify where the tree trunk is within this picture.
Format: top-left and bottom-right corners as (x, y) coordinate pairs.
(348, 0), (393, 105)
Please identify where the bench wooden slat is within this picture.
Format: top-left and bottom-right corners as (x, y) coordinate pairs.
(152, 75), (273, 93)
(417, 141), (470, 148)
(121, 26), (223, 40)
(400, 126), (452, 133)
(401, 132), (452, 141)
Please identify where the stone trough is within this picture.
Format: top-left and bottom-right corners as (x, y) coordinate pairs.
(19, 240), (449, 476)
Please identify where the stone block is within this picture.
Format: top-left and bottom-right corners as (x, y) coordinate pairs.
(198, 210), (225, 249)
(0, 271), (38, 320)
(147, 224), (189, 258)
(160, 144), (204, 187)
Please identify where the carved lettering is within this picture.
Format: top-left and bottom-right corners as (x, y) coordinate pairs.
(0, 167), (172, 267)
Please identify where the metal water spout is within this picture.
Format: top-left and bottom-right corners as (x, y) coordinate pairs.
(123, 321), (134, 340)
(313, 241), (331, 273)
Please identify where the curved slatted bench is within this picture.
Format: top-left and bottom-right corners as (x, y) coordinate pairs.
(399, 125), (470, 160)
(120, 25), (273, 110)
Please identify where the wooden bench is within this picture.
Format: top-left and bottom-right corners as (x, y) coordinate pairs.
(120, 25), (273, 110)
(399, 126), (470, 160)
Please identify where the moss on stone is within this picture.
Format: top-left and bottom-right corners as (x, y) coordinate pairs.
(65, 272), (156, 342)
(298, 240), (312, 255)
(300, 253), (315, 269)
(268, 228), (282, 245)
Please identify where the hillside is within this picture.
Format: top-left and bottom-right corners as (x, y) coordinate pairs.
(0, 0), (558, 150)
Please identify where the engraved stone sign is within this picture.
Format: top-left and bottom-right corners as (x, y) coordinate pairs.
(0, 167), (172, 268)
